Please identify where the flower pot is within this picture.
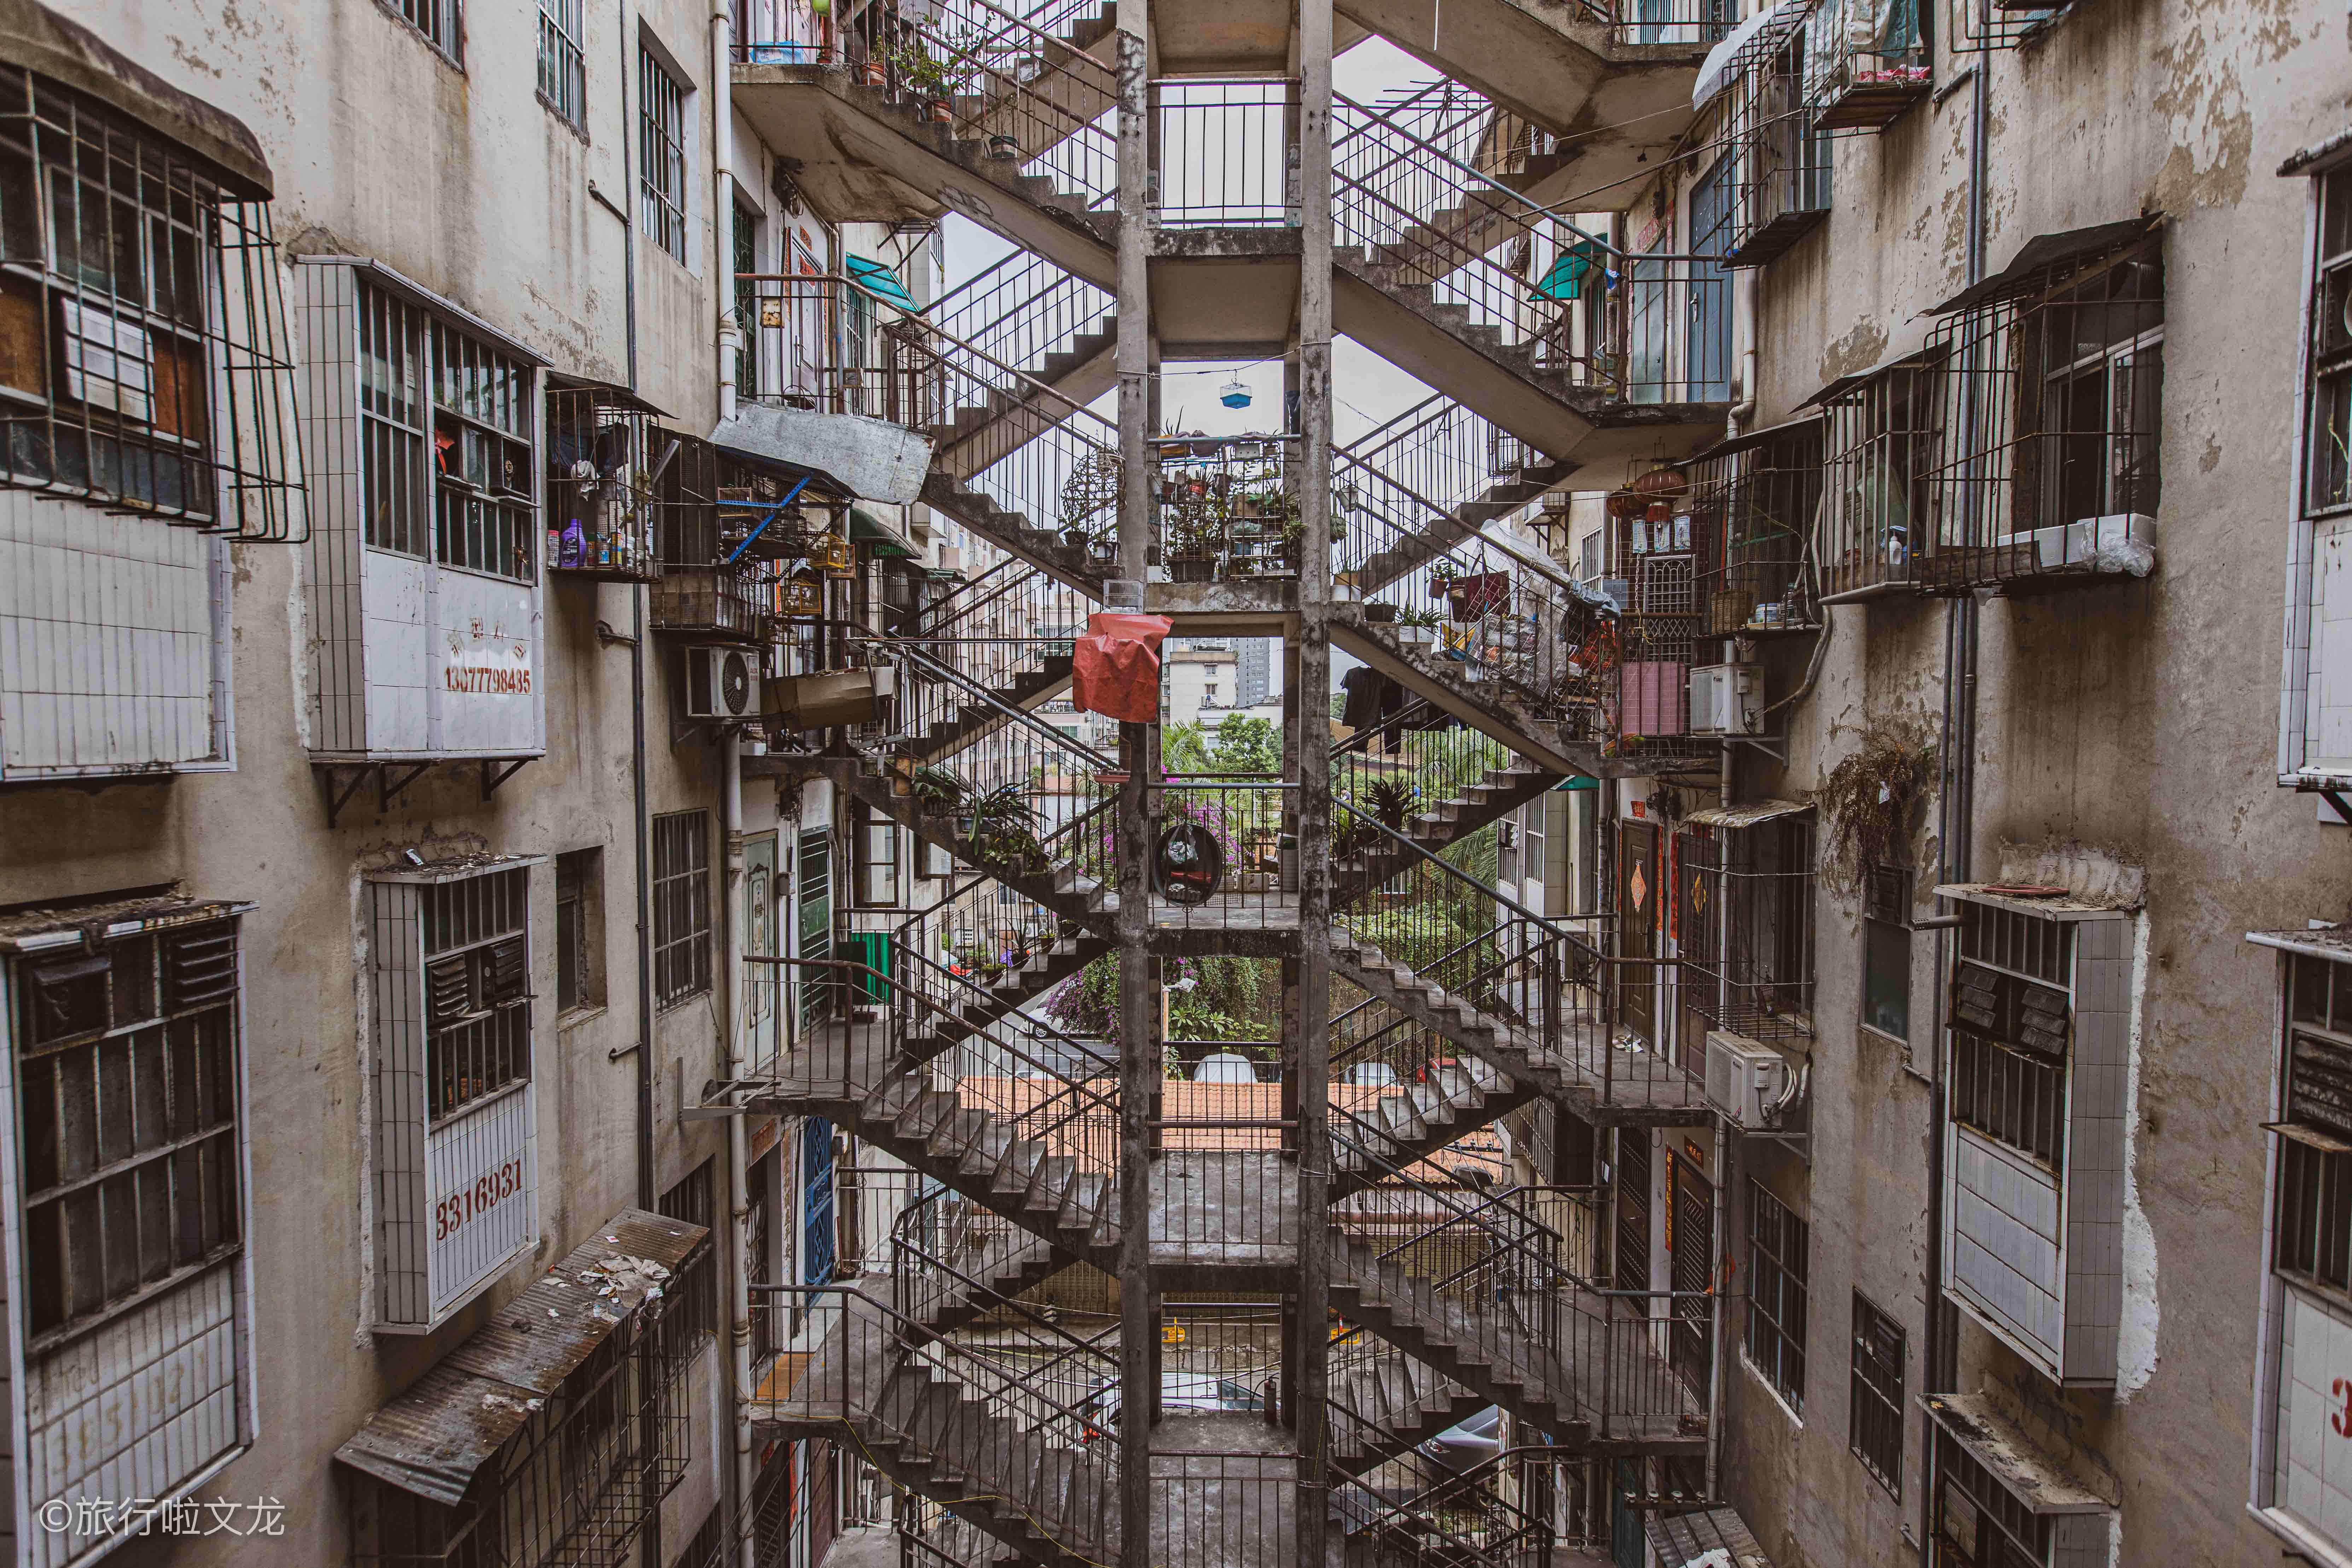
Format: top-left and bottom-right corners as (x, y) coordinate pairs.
(863, 57), (887, 86)
(928, 97), (953, 124)
(987, 134), (1022, 161)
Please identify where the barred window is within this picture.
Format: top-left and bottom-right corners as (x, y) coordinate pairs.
(1746, 1180), (1808, 1411)
(639, 49), (689, 262)
(1949, 905), (2072, 1166)
(2305, 165), (2352, 516)
(2274, 952), (2352, 1297)
(17, 920), (244, 1342)
(423, 868), (532, 1121)
(1934, 1429), (2049, 1567)
(798, 829), (834, 1029)
(0, 67), (297, 536)
(538, 0), (587, 129)
(1863, 863), (1911, 1041)
(358, 281), (537, 580)
(654, 811), (713, 1007)
(658, 1160), (719, 1348)
(391, 0), (463, 63)
(1849, 1293), (1904, 1497)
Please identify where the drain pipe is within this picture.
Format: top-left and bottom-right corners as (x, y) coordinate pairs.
(722, 726), (758, 1568)
(1920, 4), (1992, 1552)
(713, 3), (741, 422)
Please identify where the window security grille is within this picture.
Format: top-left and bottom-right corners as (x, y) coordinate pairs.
(367, 859), (540, 1329)
(0, 66), (299, 537)
(1863, 862), (1912, 1041)
(654, 811), (713, 1007)
(1692, 420), (1824, 635)
(392, 0), (462, 63)
(2305, 166), (2352, 519)
(1917, 230), (2164, 592)
(538, 0), (587, 129)
(1746, 1180), (1809, 1410)
(6, 907), (255, 1562)
(798, 829), (834, 1030)
(1818, 356), (1942, 599)
(2274, 953), (2352, 1297)
(1723, 17), (1831, 269)
(640, 50), (689, 261)
(1805, 0), (1930, 133)
(1934, 1429), (2050, 1567)
(1850, 1293), (1905, 1497)
(1676, 815), (1816, 1043)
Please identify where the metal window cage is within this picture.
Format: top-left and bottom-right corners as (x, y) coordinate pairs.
(1804, 0), (1933, 134)
(1817, 355), (1944, 600)
(1603, 501), (1722, 762)
(1692, 421), (1824, 635)
(1721, 13), (1832, 268)
(1946, 0), (2074, 54)
(650, 435), (788, 642)
(1914, 233), (2164, 594)
(1676, 816), (1816, 1042)
(0, 65), (302, 540)
(347, 1305), (688, 1568)
(544, 384), (662, 582)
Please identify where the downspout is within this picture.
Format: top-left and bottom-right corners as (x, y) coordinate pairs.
(723, 727), (757, 1568)
(714, 4), (741, 423)
(1921, 4), (1990, 1552)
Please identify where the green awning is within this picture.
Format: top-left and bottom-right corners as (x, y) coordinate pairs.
(1528, 236), (1609, 302)
(846, 256), (922, 314)
(849, 505), (920, 558)
(1556, 776), (1598, 791)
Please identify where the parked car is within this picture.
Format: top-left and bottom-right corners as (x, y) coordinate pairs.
(1194, 1051), (1259, 1084)
(1342, 1061), (1400, 1088)
(1417, 1405), (1502, 1471)
(1078, 1372), (1266, 1440)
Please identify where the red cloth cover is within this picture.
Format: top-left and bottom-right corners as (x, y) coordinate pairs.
(1072, 613), (1174, 724)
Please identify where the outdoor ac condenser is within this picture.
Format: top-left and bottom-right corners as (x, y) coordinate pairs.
(686, 645), (761, 719)
(1705, 1029), (1794, 1129)
(1689, 663), (1763, 736)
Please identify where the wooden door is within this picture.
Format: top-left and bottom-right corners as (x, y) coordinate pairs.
(1618, 820), (1660, 1042)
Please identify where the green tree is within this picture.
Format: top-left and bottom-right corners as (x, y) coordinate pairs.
(1208, 715), (1282, 776)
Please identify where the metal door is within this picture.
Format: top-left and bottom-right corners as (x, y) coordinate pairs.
(1618, 820), (1659, 1042)
(1668, 1150), (1714, 1403)
(802, 1117), (837, 1285)
(1686, 154), (1733, 400)
(1614, 1128), (1651, 1295)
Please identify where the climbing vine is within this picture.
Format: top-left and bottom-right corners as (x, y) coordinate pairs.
(1817, 725), (1937, 896)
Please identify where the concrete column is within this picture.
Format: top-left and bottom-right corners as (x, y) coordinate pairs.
(1294, 0), (1335, 1557)
(1113, 0), (1156, 1555)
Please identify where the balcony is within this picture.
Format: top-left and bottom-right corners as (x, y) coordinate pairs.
(648, 437), (796, 643)
(1805, 0), (1930, 132)
(543, 379), (666, 583)
(1717, 7), (1831, 268)
(1690, 416), (1823, 635)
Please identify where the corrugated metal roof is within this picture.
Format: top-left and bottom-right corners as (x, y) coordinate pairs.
(1647, 1504), (1772, 1566)
(364, 851), (548, 887)
(0, 889), (255, 952)
(1927, 216), (2162, 316)
(1683, 798), (1811, 829)
(335, 1208), (710, 1507)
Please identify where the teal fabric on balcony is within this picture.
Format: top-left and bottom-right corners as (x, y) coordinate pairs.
(846, 255), (922, 313)
(1528, 235), (1609, 302)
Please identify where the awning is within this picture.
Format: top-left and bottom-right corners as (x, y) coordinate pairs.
(1683, 797), (1811, 829)
(2282, 127), (2352, 178)
(1796, 344), (1943, 410)
(1921, 1393), (2116, 1517)
(1556, 775), (1599, 791)
(846, 256), (923, 314)
(711, 403), (936, 506)
(0, 889), (255, 953)
(1685, 412), (1824, 467)
(2248, 925), (2352, 964)
(849, 505), (920, 558)
(1647, 1505), (1773, 1567)
(0, 0), (272, 198)
(1932, 882), (2133, 920)
(334, 1208), (709, 1508)
(1527, 234), (1610, 302)
(1927, 216), (2162, 315)
(546, 371), (672, 420)
(1691, 0), (1811, 110)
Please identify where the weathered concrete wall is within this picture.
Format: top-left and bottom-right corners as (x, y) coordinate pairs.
(1710, 0), (2352, 1563)
(0, 1), (739, 1562)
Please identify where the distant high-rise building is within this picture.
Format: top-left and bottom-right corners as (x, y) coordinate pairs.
(1237, 638), (1271, 709)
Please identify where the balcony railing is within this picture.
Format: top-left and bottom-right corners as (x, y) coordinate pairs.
(1690, 419), (1824, 634)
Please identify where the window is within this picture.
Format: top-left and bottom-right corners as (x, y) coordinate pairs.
(654, 811), (713, 1007)
(423, 868), (532, 1121)
(1949, 904), (2074, 1167)
(640, 47), (690, 262)
(1498, 807), (1520, 885)
(733, 197), (761, 397)
(658, 1160), (719, 1346)
(2309, 165), (2352, 517)
(1850, 1293), (1904, 1497)
(797, 828), (834, 1029)
(1863, 862), (1911, 1040)
(0, 66), (296, 534)
(1819, 358), (1941, 598)
(1745, 1180), (1808, 1411)
(16, 919), (245, 1341)
(852, 801), (901, 907)
(2030, 249), (2162, 527)
(556, 848), (604, 1014)
(1934, 1429), (2049, 1568)
(392, 0), (463, 62)
(2273, 952), (2352, 1297)
(358, 283), (537, 580)
(538, 0), (587, 129)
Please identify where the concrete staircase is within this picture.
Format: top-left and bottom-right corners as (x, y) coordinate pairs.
(1334, 759), (1561, 904)
(903, 653), (1082, 767)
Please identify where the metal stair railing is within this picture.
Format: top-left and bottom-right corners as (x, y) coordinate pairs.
(1347, 395), (1545, 544)
(928, 252), (1115, 399)
(1329, 693), (1525, 860)
(901, 565), (1098, 741)
(1332, 1446), (1562, 1568)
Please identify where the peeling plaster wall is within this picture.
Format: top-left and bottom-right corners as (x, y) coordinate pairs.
(1715, 0), (2352, 1564)
(0, 2), (737, 1563)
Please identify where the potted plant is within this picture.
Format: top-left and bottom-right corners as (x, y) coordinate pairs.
(968, 782), (1044, 875)
(1396, 608), (1441, 648)
(909, 763), (968, 817)
(895, 43), (954, 120)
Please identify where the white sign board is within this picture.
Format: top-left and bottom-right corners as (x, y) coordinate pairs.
(426, 1086), (537, 1318)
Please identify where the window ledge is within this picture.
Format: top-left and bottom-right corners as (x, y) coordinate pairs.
(1737, 1349), (1805, 1428)
(556, 1002), (610, 1032)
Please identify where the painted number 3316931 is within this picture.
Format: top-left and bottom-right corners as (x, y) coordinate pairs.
(436, 1159), (525, 1241)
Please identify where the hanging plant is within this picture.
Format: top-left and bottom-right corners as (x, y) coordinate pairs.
(1817, 727), (1937, 896)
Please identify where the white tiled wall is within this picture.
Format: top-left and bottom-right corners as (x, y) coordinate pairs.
(1952, 1128), (2065, 1367)
(2275, 1287), (2352, 1555)
(2305, 516), (2352, 773)
(0, 489), (227, 776)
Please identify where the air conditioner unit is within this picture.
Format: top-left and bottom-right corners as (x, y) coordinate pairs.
(1705, 1029), (1795, 1129)
(1689, 663), (1762, 736)
(686, 644), (760, 719)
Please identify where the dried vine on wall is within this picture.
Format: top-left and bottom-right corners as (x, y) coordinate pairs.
(1817, 728), (1936, 895)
